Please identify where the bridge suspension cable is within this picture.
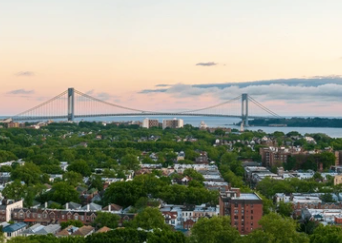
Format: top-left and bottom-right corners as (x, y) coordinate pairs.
(248, 96), (281, 118)
(12, 90), (68, 119)
(177, 95), (242, 114)
(74, 90), (156, 113)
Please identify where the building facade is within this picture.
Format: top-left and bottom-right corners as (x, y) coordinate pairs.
(219, 188), (263, 234)
(142, 118), (159, 129)
(162, 119), (184, 129)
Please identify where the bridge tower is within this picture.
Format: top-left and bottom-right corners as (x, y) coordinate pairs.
(241, 93), (249, 126)
(68, 88), (75, 122)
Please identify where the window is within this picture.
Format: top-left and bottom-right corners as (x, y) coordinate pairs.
(251, 210), (253, 214)
(74, 215), (79, 220)
(234, 215), (238, 219)
(62, 215), (65, 219)
(251, 216), (253, 220)
(234, 210), (238, 214)
(241, 210), (244, 214)
(234, 203), (238, 208)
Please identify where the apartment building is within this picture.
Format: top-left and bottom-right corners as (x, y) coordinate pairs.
(219, 188), (263, 234)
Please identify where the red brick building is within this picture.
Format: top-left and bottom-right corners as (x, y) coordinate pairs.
(219, 188), (263, 234)
(10, 208), (135, 226)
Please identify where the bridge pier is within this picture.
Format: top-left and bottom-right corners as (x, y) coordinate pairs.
(68, 88), (75, 122)
(241, 93), (249, 126)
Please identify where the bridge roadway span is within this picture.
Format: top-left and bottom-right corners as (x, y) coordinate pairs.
(12, 113), (276, 121)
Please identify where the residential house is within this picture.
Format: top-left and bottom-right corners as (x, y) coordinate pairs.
(3, 222), (27, 238)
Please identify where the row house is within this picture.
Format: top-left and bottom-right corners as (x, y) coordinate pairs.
(160, 204), (219, 230)
(11, 208), (97, 225)
(11, 208), (135, 227)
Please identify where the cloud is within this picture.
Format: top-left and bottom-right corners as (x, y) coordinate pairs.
(196, 62), (217, 67)
(15, 71), (34, 77)
(138, 76), (342, 103)
(85, 89), (95, 95)
(138, 88), (168, 94)
(155, 84), (170, 87)
(97, 92), (112, 101)
(7, 89), (34, 95)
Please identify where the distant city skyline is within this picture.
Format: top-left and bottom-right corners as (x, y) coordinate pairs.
(1, 0), (342, 116)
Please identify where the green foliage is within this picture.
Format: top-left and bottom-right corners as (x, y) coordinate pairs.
(277, 201), (293, 217)
(120, 154), (140, 171)
(11, 162), (42, 185)
(257, 177), (321, 199)
(249, 117), (342, 128)
(258, 213), (309, 243)
(60, 220), (84, 229)
(92, 212), (120, 229)
(190, 216), (240, 243)
(319, 193), (335, 202)
(63, 171), (84, 187)
(310, 225), (342, 243)
(85, 228), (148, 243)
(44, 182), (80, 204)
(130, 207), (170, 230)
(67, 160), (92, 177)
(183, 168), (205, 182)
(104, 174), (218, 207)
(2, 180), (26, 201)
(0, 150), (17, 162)
(236, 230), (275, 243)
(0, 165), (12, 172)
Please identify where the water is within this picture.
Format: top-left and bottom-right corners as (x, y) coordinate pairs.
(76, 116), (342, 138)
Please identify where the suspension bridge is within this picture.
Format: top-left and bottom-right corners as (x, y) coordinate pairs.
(8, 88), (281, 125)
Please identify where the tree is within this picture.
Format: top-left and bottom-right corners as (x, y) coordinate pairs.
(183, 169), (204, 182)
(120, 154), (140, 171)
(190, 216), (240, 243)
(49, 182), (80, 204)
(2, 180), (26, 201)
(310, 225), (342, 243)
(11, 162), (42, 185)
(85, 228), (147, 243)
(60, 220), (84, 229)
(258, 213), (309, 243)
(130, 207), (169, 230)
(103, 181), (144, 207)
(63, 171), (84, 187)
(236, 230), (275, 243)
(147, 230), (188, 243)
(89, 175), (104, 191)
(92, 212), (120, 229)
(67, 160), (92, 177)
(320, 193), (335, 202)
(0, 165), (12, 172)
(278, 201), (293, 217)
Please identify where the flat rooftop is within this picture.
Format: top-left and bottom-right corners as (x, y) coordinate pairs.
(239, 193), (261, 200)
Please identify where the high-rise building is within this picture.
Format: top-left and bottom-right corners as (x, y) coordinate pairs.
(142, 118), (159, 128)
(162, 118), (184, 129)
(219, 188), (263, 235)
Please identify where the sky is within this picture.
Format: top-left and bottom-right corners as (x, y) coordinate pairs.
(1, 0), (342, 116)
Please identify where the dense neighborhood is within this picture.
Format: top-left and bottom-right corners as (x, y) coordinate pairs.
(0, 120), (342, 242)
